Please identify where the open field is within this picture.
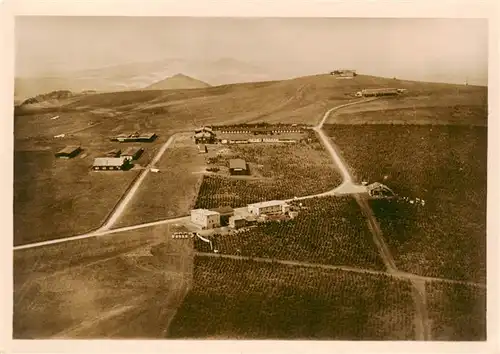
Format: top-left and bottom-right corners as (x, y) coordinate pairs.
(196, 196), (385, 270)
(194, 139), (341, 209)
(14, 106), (171, 244)
(114, 136), (205, 228)
(326, 87), (487, 125)
(167, 256), (415, 339)
(14, 222), (193, 338)
(14, 150), (140, 245)
(324, 124), (487, 283)
(426, 282), (486, 340)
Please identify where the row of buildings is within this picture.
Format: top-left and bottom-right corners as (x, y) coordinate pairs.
(55, 144), (144, 171)
(355, 88), (408, 97)
(190, 200), (292, 230)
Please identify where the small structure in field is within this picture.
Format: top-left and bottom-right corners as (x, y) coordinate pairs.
(229, 159), (248, 175)
(111, 132), (157, 142)
(92, 157), (130, 171)
(190, 209), (221, 229)
(367, 182), (396, 199)
(229, 215), (247, 229)
(55, 146), (82, 159)
(247, 200), (290, 216)
(198, 145), (208, 154)
(356, 88), (400, 97)
(106, 148), (122, 157)
(209, 206), (234, 226)
(121, 146), (144, 161)
(330, 69), (357, 78)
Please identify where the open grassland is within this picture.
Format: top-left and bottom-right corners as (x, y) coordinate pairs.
(196, 197), (385, 270)
(114, 137), (205, 228)
(14, 108), (169, 245)
(194, 140), (341, 209)
(326, 87), (487, 125)
(14, 150), (140, 245)
(16, 75), (480, 131)
(167, 257), (415, 339)
(426, 282), (486, 340)
(324, 124), (487, 283)
(14, 223), (193, 339)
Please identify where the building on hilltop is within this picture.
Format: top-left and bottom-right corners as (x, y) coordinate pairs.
(330, 69), (357, 78)
(229, 159), (248, 175)
(92, 157), (130, 171)
(247, 200), (290, 216)
(55, 146), (82, 159)
(190, 209), (221, 229)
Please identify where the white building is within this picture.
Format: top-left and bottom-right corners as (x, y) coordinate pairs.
(247, 200), (290, 216)
(190, 209), (221, 229)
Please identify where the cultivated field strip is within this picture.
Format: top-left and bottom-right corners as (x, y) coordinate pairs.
(195, 252), (485, 289)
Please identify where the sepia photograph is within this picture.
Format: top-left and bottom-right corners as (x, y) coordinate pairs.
(11, 14), (490, 344)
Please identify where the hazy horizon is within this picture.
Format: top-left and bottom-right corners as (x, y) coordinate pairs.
(15, 17), (488, 86)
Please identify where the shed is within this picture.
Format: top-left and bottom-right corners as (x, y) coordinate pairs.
(55, 146), (82, 159)
(121, 146), (144, 161)
(209, 206), (234, 226)
(229, 215), (246, 229)
(229, 159), (248, 175)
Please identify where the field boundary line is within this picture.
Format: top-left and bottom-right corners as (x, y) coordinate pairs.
(194, 252), (486, 288)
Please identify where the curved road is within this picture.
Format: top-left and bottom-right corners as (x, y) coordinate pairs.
(14, 97), (479, 340)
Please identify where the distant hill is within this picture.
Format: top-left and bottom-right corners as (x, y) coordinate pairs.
(14, 74), (487, 128)
(145, 74), (211, 90)
(21, 90), (75, 105)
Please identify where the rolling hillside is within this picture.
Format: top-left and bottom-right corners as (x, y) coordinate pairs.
(144, 74), (211, 90)
(14, 74), (487, 135)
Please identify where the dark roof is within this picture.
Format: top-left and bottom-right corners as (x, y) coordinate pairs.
(210, 206), (234, 214)
(57, 146), (81, 154)
(229, 159), (247, 170)
(122, 146), (144, 155)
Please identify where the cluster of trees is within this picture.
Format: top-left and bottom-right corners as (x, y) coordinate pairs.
(167, 256), (415, 340)
(324, 124), (487, 282)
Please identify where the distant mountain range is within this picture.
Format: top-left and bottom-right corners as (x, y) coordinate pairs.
(145, 74), (211, 90)
(14, 57), (287, 101)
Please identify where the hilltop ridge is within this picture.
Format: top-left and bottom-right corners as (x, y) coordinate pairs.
(144, 73), (211, 90)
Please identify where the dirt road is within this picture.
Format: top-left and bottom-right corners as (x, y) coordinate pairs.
(97, 134), (178, 231)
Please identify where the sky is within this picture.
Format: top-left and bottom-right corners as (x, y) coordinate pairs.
(15, 17), (489, 85)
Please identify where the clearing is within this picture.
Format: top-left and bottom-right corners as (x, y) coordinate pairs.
(14, 222), (193, 338)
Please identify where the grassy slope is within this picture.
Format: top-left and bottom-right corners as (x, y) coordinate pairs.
(324, 124), (487, 282)
(168, 256), (415, 340)
(14, 223), (193, 339)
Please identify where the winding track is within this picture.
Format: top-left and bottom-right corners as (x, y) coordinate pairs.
(14, 98), (483, 340)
